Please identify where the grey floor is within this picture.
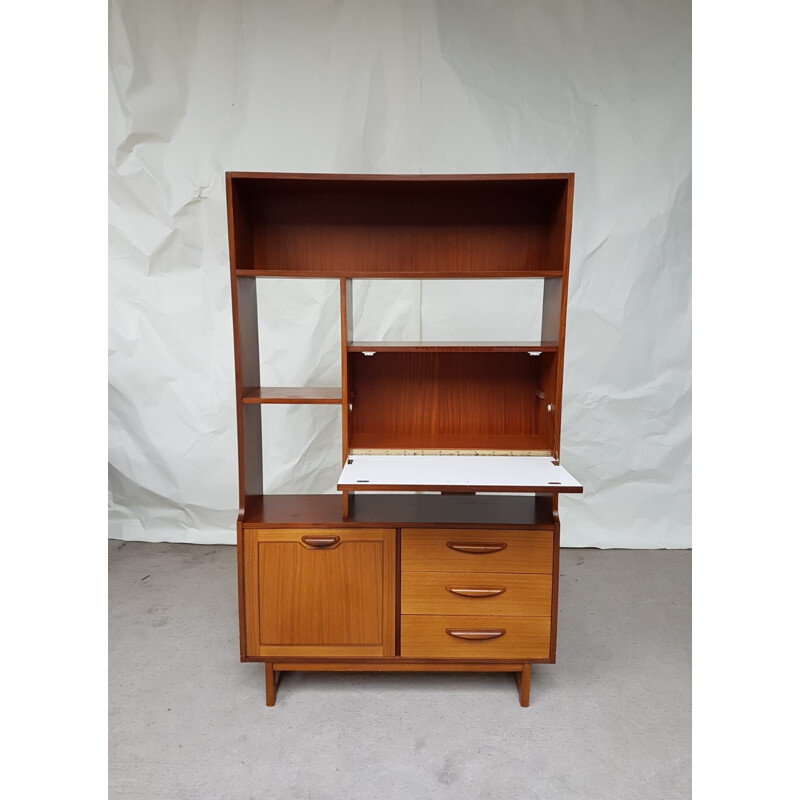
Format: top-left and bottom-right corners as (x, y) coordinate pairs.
(109, 542), (690, 800)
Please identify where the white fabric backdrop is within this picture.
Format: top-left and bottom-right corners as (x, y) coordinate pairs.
(108, 0), (691, 547)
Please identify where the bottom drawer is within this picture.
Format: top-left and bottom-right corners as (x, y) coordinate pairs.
(401, 615), (551, 659)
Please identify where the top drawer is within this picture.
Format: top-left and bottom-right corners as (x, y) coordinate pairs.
(401, 528), (553, 574)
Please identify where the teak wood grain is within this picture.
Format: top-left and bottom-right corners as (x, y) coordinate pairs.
(539, 174), (574, 460)
(225, 172), (577, 704)
(238, 269), (564, 280)
(265, 663), (280, 707)
(349, 351), (554, 452)
(401, 571), (552, 617)
(515, 663), (531, 707)
(228, 174), (570, 276)
(271, 660), (528, 671)
(242, 387), (342, 404)
(241, 494), (556, 528)
(550, 525), (561, 661)
(401, 615), (551, 659)
(230, 278), (263, 512)
(401, 529), (554, 574)
(340, 279), (353, 518)
(347, 341), (559, 353)
(227, 174), (263, 658)
(244, 528), (395, 658)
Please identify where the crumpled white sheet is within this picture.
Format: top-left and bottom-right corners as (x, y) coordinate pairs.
(108, 0), (691, 547)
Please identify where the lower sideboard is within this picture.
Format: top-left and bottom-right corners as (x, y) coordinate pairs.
(240, 522), (559, 707)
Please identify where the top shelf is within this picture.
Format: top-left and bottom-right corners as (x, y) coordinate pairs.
(227, 173), (573, 278)
(228, 172), (574, 182)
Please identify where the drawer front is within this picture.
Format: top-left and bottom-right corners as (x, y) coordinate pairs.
(401, 615), (551, 659)
(402, 571), (551, 617)
(401, 528), (553, 574)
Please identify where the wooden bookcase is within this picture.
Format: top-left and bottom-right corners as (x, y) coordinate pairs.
(226, 172), (582, 706)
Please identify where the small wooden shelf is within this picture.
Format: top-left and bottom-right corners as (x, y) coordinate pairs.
(242, 493), (556, 528)
(348, 341), (559, 353)
(236, 269), (564, 279)
(242, 387), (342, 404)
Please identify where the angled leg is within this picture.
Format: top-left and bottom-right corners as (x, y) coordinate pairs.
(265, 662), (281, 706)
(514, 664), (531, 707)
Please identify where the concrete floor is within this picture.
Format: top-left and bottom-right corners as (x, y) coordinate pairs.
(109, 542), (690, 800)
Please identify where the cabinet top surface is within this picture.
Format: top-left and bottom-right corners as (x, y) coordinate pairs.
(227, 171), (574, 182)
(241, 494), (556, 528)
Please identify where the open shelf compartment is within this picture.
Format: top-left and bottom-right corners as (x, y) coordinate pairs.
(227, 173), (572, 277)
(242, 493), (557, 527)
(347, 349), (559, 452)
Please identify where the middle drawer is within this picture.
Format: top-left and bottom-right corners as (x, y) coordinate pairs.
(402, 571), (552, 617)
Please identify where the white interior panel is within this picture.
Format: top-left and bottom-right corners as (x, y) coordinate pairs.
(338, 455), (582, 493)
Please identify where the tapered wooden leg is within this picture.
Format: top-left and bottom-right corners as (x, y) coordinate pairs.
(265, 663), (279, 706)
(514, 664), (531, 707)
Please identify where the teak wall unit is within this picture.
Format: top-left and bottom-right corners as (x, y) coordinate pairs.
(226, 172), (582, 707)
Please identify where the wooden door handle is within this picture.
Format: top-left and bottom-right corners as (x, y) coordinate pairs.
(446, 629), (506, 641)
(446, 542), (507, 554)
(446, 586), (506, 598)
(301, 535), (340, 548)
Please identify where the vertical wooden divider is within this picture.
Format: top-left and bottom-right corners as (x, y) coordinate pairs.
(543, 177), (573, 660)
(340, 278), (353, 519)
(540, 278), (562, 457)
(540, 174), (575, 461)
(540, 176), (573, 655)
(237, 278), (263, 505)
(227, 174), (263, 660)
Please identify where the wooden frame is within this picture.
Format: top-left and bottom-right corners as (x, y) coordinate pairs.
(227, 172), (579, 707)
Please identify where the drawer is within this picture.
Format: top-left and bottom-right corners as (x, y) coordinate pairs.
(401, 528), (553, 574)
(401, 615), (551, 659)
(402, 571), (551, 617)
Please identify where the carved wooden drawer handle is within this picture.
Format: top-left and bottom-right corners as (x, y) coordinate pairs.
(301, 535), (340, 548)
(446, 542), (507, 554)
(446, 629), (506, 641)
(446, 586), (506, 598)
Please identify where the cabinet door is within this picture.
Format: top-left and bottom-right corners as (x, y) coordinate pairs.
(244, 528), (395, 658)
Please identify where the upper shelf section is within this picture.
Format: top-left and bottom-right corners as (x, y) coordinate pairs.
(337, 454), (583, 494)
(227, 172), (573, 279)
